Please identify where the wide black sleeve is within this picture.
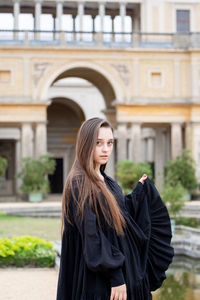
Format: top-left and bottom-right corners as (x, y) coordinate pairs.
(69, 188), (126, 287)
(124, 178), (174, 291)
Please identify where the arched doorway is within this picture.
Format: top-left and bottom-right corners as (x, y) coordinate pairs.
(45, 65), (118, 194)
(47, 97), (85, 194)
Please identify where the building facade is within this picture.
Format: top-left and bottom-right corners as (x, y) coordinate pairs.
(0, 0), (200, 197)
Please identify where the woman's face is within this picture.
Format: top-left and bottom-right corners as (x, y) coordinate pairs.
(93, 127), (114, 168)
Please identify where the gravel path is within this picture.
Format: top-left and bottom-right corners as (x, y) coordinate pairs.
(0, 267), (58, 300)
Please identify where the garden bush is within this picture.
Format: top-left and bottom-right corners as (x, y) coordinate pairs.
(0, 235), (56, 267)
(116, 160), (153, 193)
(164, 149), (198, 194)
(175, 217), (199, 228)
(161, 183), (185, 218)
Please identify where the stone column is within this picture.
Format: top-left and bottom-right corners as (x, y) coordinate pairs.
(78, 1), (84, 41)
(53, 15), (56, 40)
(117, 123), (127, 162)
(98, 2), (105, 44)
(99, 2), (105, 32)
(147, 137), (154, 162)
(56, 0), (63, 31)
(92, 15), (96, 42)
(35, 122), (47, 159)
(13, 0), (20, 40)
(120, 2), (126, 41)
(130, 123), (142, 162)
(34, 0), (42, 40)
(72, 15), (76, 41)
(185, 121), (193, 152)
(171, 122), (183, 159)
(133, 6), (140, 31)
(15, 139), (21, 194)
(111, 15), (115, 42)
(192, 123), (200, 183)
(155, 128), (165, 189)
(140, 2), (145, 32)
(21, 123), (34, 158)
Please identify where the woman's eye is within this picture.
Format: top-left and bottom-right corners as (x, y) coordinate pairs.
(108, 141), (114, 145)
(96, 141), (101, 145)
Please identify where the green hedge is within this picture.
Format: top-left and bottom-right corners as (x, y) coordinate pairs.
(0, 236), (56, 267)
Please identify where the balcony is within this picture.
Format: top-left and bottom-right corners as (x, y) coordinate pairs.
(0, 29), (199, 49)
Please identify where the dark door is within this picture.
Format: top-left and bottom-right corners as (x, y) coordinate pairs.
(48, 158), (63, 194)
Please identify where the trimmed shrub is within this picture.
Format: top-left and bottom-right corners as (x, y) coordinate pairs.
(0, 235), (56, 267)
(116, 160), (153, 194)
(164, 149), (198, 193)
(161, 183), (185, 218)
(175, 217), (199, 228)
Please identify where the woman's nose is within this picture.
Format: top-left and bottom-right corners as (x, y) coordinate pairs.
(102, 144), (108, 151)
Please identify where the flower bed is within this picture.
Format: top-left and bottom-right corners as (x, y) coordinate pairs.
(0, 236), (56, 267)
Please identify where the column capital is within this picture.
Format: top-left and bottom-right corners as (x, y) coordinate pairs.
(78, 1), (85, 5)
(130, 122), (142, 126)
(171, 121), (183, 126)
(34, 121), (48, 126)
(120, 2), (127, 7)
(21, 121), (33, 126)
(117, 122), (127, 128)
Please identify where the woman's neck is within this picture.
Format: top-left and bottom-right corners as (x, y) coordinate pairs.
(95, 165), (104, 182)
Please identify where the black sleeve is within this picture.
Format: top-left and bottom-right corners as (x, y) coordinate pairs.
(70, 188), (125, 287)
(125, 178), (174, 291)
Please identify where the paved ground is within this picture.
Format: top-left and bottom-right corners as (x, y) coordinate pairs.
(0, 267), (58, 300)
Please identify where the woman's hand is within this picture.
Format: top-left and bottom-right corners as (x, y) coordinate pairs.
(139, 174), (148, 184)
(110, 283), (127, 300)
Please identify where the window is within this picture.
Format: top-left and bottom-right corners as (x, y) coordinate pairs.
(176, 10), (190, 33)
(0, 70), (11, 84)
(151, 72), (162, 88)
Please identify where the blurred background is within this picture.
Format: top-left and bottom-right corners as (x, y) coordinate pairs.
(0, 0), (200, 299)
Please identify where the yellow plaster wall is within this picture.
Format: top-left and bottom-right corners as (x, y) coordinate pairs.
(0, 48), (197, 105)
(117, 104), (200, 124)
(0, 104), (47, 122)
(117, 104), (190, 119)
(165, 3), (173, 33)
(180, 59), (190, 98)
(0, 58), (24, 96)
(196, 5), (200, 31)
(152, 6), (159, 32)
(138, 58), (174, 98)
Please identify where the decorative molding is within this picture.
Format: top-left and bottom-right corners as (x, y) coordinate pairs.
(33, 63), (52, 86)
(111, 63), (130, 86)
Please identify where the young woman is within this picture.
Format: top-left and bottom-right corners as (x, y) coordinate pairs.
(56, 118), (174, 300)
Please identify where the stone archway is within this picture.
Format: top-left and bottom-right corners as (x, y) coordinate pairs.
(36, 61), (124, 126)
(47, 97), (85, 194)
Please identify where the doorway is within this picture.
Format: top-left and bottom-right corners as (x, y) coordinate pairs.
(48, 158), (63, 194)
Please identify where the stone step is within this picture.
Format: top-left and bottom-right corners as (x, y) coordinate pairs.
(0, 201), (62, 218)
(1, 200), (200, 219)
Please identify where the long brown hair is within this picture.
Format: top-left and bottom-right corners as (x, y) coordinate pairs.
(61, 118), (126, 237)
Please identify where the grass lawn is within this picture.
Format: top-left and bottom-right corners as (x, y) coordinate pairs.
(0, 215), (61, 241)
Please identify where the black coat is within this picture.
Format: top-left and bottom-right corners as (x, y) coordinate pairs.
(56, 173), (174, 300)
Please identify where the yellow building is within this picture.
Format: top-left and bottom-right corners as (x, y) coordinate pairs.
(0, 0), (200, 198)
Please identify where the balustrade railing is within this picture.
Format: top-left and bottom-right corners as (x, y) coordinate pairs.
(0, 29), (200, 48)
